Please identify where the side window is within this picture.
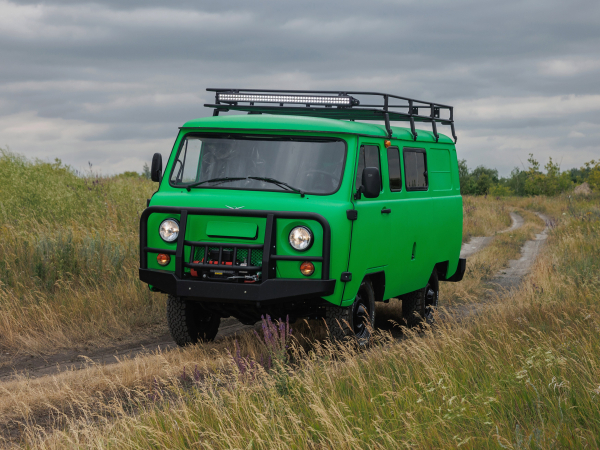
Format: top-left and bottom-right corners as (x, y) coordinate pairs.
(403, 148), (428, 190)
(356, 145), (381, 189)
(171, 137), (202, 184)
(386, 147), (402, 192)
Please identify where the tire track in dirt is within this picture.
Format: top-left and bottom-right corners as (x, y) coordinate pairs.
(460, 211), (523, 259)
(0, 211), (531, 382)
(490, 212), (550, 289)
(448, 212), (550, 320)
(0, 318), (253, 381)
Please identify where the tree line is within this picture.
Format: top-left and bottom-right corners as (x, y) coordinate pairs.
(459, 154), (600, 196)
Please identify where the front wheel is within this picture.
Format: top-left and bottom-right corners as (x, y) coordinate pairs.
(167, 295), (221, 346)
(325, 279), (376, 345)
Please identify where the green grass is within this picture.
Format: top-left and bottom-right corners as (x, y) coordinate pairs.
(22, 196), (600, 449)
(3, 148), (600, 448)
(0, 149), (165, 354)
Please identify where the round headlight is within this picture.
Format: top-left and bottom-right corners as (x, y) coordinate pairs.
(289, 226), (313, 251)
(159, 218), (179, 242)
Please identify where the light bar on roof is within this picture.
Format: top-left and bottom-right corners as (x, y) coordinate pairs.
(217, 93), (357, 106)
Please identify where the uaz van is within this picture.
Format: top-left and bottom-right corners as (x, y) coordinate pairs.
(139, 89), (466, 345)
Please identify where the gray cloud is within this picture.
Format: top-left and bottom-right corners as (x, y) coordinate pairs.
(1, 0), (599, 175)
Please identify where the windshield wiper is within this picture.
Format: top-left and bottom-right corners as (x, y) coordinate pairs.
(248, 177), (305, 197)
(185, 177), (246, 192)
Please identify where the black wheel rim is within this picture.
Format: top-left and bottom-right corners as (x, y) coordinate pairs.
(353, 285), (371, 340)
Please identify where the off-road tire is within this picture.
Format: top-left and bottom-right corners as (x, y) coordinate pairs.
(423, 271), (439, 325)
(167, 295), (221, 346)
(401, 271), (439, 328)
(325, 279), (376, 345)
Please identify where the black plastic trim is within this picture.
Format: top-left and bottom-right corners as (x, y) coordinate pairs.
(445, 258), (466, 282)
(139, 268), (335, 303)
(146, 247), (177, 256)
(270, 255), (324, 262)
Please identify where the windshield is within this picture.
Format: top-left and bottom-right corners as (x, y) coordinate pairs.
(169, 135), (346, 195)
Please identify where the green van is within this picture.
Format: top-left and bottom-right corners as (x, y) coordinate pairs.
(139, 89), (466, 345)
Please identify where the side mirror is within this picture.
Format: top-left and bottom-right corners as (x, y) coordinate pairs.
(361, 167), (381, 198)
(150, 153), (163, 182)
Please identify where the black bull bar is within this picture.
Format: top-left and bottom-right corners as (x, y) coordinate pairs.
(139, 206), (336, 304)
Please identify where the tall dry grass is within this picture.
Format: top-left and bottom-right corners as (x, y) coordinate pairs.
(0, 150), (164, 355)
(0, 153), (514, 357)
(462, 195), (513, 242)
(9, 195), (600, 448)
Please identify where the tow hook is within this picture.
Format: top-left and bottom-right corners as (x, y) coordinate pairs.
(227, 272), (262, 282)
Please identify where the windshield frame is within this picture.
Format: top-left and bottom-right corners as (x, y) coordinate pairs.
(167, 132), (348, 196)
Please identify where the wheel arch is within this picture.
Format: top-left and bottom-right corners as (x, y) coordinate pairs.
(340, 270), (386, 307)
(435, 260), (449, 280)
(366, 271), (386, 303)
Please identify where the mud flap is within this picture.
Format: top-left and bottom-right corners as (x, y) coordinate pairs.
(445, 258), (466, 282)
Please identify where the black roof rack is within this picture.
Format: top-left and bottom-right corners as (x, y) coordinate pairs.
(204, 88), (457, 143)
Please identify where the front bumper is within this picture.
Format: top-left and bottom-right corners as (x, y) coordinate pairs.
(140, 206), (335, 304)
(140, 268), (336, 304)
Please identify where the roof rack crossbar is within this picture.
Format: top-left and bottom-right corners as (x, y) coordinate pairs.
(204, 89), (457, 143)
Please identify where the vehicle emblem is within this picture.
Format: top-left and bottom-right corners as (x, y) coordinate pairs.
(226, 205), (245, 209)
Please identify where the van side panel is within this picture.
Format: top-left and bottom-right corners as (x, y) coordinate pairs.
(343, 140), (462, 304)
(429, 148), (453, 191)
(428, 146), (462, 279)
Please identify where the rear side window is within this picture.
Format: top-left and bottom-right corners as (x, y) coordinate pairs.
(356, 145), (381, 189)
(403, 148), (428, 190)
(386, 147), (402, 191)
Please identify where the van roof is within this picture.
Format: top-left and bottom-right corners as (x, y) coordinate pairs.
(182, 114), (455, 145)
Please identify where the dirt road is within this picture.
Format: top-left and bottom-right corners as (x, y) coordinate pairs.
(491, 212), (549, 289)
(460, 211), (523, 259)
(0, 210), (544, 382)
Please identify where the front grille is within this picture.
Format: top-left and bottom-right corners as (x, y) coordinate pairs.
(192, 246), (262, 266)
(188, 241), (264, 282)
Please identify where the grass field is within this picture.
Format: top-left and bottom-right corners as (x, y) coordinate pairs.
(2, 150), (600, 448)
(0, 150), (511, 357)
(0, 150), (164, 355)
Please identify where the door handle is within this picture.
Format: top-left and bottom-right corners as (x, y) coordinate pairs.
(381, 208), (391, 214)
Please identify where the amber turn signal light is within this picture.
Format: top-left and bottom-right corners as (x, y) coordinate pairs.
(157, 253), (171, 266)
(384, 140), (391, 148)
(300, 261), (315, 276)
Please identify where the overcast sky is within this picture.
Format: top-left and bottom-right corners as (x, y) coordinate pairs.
(1, 0), (599, 176)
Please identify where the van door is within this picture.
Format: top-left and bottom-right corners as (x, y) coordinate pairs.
(378, 145), (407, 298)
(396, 146), (432, 294)
(348, 141), (391, 276)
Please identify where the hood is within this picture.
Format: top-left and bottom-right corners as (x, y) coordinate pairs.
(149, 187), (349, 215)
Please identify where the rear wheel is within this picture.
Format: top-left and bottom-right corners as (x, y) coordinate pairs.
(423, 272), (439, 325)
(401, 271), (439, 328)
(325, 279), (375, 345)
(167, 295), (221, 346)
